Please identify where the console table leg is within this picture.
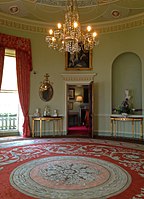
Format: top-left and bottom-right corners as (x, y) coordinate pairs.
(40, 119), (42, 138)
(132, 120), (134, 138)
(32, 119), (34, 137)
(111, 120), (113, 136)
(114, 120), (116, 137)
(140, 120), (143, 140)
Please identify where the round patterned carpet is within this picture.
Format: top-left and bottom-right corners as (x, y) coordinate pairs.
(10, 156), (131, 199)
(0, 138), (144, 199)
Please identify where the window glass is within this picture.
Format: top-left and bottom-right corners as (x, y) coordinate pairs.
(1, 55), (17, 91)
(0, 49), (19, 131)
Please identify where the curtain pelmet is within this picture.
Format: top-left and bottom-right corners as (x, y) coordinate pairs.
(0, 33), (32, 71)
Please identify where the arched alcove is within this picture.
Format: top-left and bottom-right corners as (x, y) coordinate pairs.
(112, 52), (142, 113)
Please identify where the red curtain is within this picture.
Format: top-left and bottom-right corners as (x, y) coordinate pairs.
(16, 50), (31, 137)
(0, 33), (32, 137)
(0, 47), (5, 89)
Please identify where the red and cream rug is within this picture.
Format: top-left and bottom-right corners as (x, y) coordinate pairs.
(0, 138), (144, 199)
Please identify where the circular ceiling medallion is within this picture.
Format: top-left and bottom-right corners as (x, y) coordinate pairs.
(10, 156), (131, 198)
(9, 6), (19, 14)
(111, 10), (120, 18)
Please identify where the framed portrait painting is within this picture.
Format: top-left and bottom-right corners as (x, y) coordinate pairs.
(65, 45), (92, 70)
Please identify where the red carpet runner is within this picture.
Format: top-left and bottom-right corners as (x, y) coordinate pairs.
(68, 126), (90, 135)
(0, 138), (144, 199)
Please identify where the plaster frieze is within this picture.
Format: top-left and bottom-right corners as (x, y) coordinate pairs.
(34, 0), (119, 7)
(0, 12), (144, 34)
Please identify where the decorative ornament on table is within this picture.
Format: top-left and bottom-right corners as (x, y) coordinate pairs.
(115, 89), (134, 115)
(53, 109), (58, 117)
(43, 105), (51, 116)
(34, 108), (41, 117)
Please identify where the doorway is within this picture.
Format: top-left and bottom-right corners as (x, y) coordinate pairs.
(67, 83), (93, 137)
(61, 72), (96, 138)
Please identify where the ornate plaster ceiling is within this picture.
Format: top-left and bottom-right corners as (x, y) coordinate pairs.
(0, 0), (144, 34)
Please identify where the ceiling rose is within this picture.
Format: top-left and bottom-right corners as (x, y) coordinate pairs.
(9, 6), (19, 14)
(35, 0), (120, 7)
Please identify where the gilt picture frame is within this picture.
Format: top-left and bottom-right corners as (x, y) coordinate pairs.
(68, 88), (75, 100)
(65, 45), (92, 70)
(68, 102), (73, 110)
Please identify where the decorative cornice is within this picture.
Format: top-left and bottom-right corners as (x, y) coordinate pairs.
(61, 73), (97, 83)
(0, 13), (48, 34)
(0, 12), (144, 34)
(96, 13), (144, 34)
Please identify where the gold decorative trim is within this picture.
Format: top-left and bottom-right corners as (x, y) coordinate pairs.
(0, 12), (144, 34)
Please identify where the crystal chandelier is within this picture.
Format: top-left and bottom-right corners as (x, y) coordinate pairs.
(45, 0), (99, 54)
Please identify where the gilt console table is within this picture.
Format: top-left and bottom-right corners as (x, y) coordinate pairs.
(32, 116), (63, 137)
(110, 114), (143, 140)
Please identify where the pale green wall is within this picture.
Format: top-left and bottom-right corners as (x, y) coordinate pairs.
(92, 27), (144, 135)
(1, 26), (144, 136)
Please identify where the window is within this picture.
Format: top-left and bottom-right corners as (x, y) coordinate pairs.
(0, 49), (20, 133)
